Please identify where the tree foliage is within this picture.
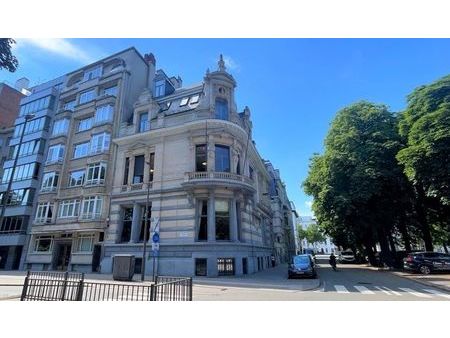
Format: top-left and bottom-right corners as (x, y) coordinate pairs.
(297, 223), (325, 246)
(0, 38), (18, 72)
(303, 101), (414, 265)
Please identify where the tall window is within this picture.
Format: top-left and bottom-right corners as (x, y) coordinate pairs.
(121, 208), (133, 242)
(58, 200), (80, 218)
(149, 153), (155, 182)
(83, 66), (102, 81)
(94, 105), (113, 124)
(14, 116), (49, 138)
(73, 142), (90, 159)
(76, 235), (94, 252)
(86, 162), (106, 186)
(236, 154), (241, 175)
(2, 163), (39, 183)
(41, 172), (58, 192)
(139, 112), (149, 132)
(139, 206), (152, 242)
(90, 132), (110, 154)
(68, 169), (85, 187)
(19, 96), (53, 117)
(9, 139), (42, 158)
(215, 200), (230, 240)
(133, 155), (144, 184)
(215, 98), (228, 120)
(79, 89), (96, 104)
(215, 145), (230, 172)
(35, 202), (54, 223)
(1, 216), (27, 233)
(46, 144), (65, 164)
(0, 189), (34, 206)
(80, 196), (103, 220)
(154, 80), (165, 97)
(196, 144), (207, 172)
(123, 157), (130, 185)
(52, 119), (70, 137)
(78, 117), (92, 132)
(197, 200), (208, 241)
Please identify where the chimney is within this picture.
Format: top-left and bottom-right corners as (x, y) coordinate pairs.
(169, 76), (183, 89)
(15, 77), (30, 95)
(144, 53), (156, 93)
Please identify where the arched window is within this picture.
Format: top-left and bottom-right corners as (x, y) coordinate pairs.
(215, 98), (228, 120)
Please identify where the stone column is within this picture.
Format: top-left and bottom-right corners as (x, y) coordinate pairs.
(207, 192), (216, 242)
(230, 197), (238, 241)
(130, 203), (141, 243)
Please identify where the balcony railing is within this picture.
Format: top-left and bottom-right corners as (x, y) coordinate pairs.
(116, 182), (153, 193)
(184, 171), (255, 190)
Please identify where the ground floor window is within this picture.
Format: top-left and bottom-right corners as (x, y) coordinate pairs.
(195, 258), (207, 276)
(215, 200), (230, 240)
(196, 200), (208, 241)
(139, 206), (151, 242)
(120, 207), (133, 242)
(77, 234), (94, 252)
(34, 236), (53, 252)
(217, 258), (235, 276)
(242, 257), (248, 274)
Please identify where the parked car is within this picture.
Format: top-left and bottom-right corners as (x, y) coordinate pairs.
(338, 250), (356, 263)
(288, 254), (317, 279)
(403, 252), (450, 275)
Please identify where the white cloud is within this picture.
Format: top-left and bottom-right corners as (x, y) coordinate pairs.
(17, 39), (98, 64)
(222, 54), (240, 71)
(305, 200), (313, 208)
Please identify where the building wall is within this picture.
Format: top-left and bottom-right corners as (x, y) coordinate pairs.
(0, 83), (24, 128)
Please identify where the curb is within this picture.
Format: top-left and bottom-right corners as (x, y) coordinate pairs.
(0, 294), (21, 301)
(391, 271), (450, 294)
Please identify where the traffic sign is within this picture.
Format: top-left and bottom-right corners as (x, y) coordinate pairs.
(152, 232), (160, 243)
(152, 242), (160, 251)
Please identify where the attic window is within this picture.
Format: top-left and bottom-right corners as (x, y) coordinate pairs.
(190, 95), (200, 104)
(179, 97), (189, 106)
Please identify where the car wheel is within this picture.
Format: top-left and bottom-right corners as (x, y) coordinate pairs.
(419, 265), (431, 275)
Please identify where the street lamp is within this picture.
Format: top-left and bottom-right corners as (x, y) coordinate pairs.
(0, 113), (35, 231)
(141, 161), (154, 282)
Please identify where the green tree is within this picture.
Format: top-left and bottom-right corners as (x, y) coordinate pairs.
(303, 101), (414, 266)
(397, 75), (450, 251)
(0, 38), (18, 72)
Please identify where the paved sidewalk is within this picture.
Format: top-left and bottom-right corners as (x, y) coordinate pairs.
(392, 270), (450, 293)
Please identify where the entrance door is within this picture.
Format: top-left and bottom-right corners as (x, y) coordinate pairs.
(55, 243), (72, 271)
(242, 257), (248, 275)
(91, 245), (101, 272)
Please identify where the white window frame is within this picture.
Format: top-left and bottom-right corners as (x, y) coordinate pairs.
(83, 66), (102, 82)
(58, 199), (80, 218)
(80, 196), (103, 220)
(41, 172), (58, 192)
(85, 162), (106, 186)
(90, 132), (110, 155)
(78, 117), (93, 132)
(94, 105), (113, 125)
(68, 169), (85, 187)
(33, 236), (53, 253)
(46, 144), (65, 164)
(35, 202), (54, 224)
(79, 89), (96, 105)
(179, 97), (189, 106)
(73, 142), (90, 159)
(76, 234), (94, 252)
(52, 119), (70, 137)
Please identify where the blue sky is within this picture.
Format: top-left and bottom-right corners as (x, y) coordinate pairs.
(2, 38), (450, 216)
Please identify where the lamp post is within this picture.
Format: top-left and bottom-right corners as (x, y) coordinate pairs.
(0, 113), (35, 231)
(141, 161), (154, 282)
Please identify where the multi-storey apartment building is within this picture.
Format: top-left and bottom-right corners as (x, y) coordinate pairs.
(100, 55), (275, 277)
(265, 161), (296, 263)
(25, 48), (148, 272)
(0, 78), (63, 270)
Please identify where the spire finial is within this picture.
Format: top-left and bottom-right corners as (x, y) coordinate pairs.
(218, 54), (226, 72)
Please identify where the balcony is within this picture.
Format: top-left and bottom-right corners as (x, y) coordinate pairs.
(114, 182), (153, 194)
(182, 171), (255, 193)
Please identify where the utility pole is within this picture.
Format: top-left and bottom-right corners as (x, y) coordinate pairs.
(141, 160), (153, 282)
(0, 114), (35, 230)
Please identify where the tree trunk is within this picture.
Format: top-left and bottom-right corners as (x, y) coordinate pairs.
(415, 185), (434, 251)
(364, 245), (376, 266)
(398, 218), (412, 252)
(377, 228), (394, 267)
(443, 243), (449, 254)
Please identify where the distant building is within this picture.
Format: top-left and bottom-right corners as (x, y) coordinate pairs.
(298, 216), (337, 254)
(0, 81), (25, 128)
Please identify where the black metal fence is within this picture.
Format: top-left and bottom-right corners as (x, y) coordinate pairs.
(20, 271), (192, 301)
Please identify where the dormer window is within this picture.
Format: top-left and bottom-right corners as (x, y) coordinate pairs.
(83, 66), (102, 82)
(179, 97), (189, 106)
(215, 98), (228, 120)
(190, 95), (200, 104)
(154, 80), (165, 97)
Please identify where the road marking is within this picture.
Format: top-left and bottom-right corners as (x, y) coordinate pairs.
(334, 285), (349, 293)
(423, 289), (450, 300)
(354, 285), (375, 294)
(374, 286), (393, 295)
(381, 286), (402, 296)
(399, 287), (432, 298)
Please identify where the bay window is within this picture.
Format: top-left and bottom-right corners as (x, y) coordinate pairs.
(58, 199), (80, 218)
(35, 202), (54, 223)
(46, 144), (65, 164)
(94, 105), (113, 124)
(80, 196), (103, 220)
(86, 162), (106, 186)
(68, 169), (85, 187)
(79, 89), (96, 105)
(83, 66), (102, 81)
(78, 117), (92, 132)
(52, 119), (70, 137)
(73, 142), (90, 159)
(90, 132), (110, 154)
(41, 172), (58, 192)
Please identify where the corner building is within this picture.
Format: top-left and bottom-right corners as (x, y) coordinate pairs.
(102, 56), (275, 277)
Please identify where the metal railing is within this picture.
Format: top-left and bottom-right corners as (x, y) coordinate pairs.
(21, 271), (192, 301)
